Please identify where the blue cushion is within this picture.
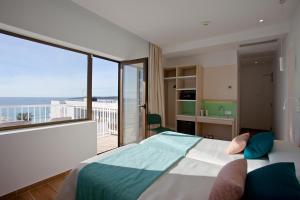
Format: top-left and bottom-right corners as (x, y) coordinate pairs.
(244, 162), (300, 200)
(244, 132), (274, 159)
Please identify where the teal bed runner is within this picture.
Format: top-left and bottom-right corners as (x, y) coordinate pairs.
(76, 132), (201, 200)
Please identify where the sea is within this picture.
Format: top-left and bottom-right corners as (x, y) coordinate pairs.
(0, 97), (69, 106)
(0, 97), (117, 122)
(0, 97), (75, 122)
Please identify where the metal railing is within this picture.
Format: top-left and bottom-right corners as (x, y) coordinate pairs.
(0, 102), (118, 136)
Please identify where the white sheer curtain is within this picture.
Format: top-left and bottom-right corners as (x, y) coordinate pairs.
(148, 43), (166, 126)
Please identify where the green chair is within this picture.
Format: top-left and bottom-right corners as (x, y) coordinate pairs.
(147, 114), (173, 134)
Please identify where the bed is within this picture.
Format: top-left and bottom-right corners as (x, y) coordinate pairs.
(56, 132), (299, 200)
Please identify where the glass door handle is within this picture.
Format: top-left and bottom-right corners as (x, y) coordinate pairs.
(139, 104), (146, 109)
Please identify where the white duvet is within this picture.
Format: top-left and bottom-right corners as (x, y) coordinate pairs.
(56, 138), (269, 200)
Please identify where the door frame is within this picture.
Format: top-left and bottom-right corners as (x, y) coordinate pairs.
(119, 58), (148, 146)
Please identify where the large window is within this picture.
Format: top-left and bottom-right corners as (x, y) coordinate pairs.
(0, 31), (89, 129)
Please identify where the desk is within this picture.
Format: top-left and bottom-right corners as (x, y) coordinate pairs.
(196, 116), (236, 140)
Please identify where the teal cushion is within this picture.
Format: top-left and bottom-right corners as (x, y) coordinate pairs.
(244, 132), (274, 159)
(244, 162), (300, 200)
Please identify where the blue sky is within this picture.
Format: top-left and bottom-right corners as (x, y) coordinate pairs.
(0, 33), (118, 97)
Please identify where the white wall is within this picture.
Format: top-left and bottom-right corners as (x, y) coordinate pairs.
(273, 3), (300, 143)
(0, 121), (96, 196)
(0, 0), (149, 60)
(164, 49), (238, 68)
(164, 49), (238, 101)
(273, 46), (288, 140)
(286, 4), (300, 145)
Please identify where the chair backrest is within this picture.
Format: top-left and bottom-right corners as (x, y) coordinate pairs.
(147, 114), (162, 126)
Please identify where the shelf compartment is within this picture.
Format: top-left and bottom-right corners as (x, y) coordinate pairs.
(177, 66), (196, 77)
(177, 77), (196, 89)
(177, 101), (196, 115)
(164, 68), (176, 78)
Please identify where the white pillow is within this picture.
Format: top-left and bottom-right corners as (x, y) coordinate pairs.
(268, 140), (300, 181)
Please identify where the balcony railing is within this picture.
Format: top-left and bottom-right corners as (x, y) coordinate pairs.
(0, 101), (118, 136)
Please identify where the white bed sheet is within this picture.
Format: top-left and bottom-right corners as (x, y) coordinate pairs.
(140, 158), (221, 200)
(186, 138), (269, 172)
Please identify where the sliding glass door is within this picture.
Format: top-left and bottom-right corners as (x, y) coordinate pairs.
(120, 58), (148, 145)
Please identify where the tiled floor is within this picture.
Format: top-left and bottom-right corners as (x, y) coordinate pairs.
(97, 134), (118, 154)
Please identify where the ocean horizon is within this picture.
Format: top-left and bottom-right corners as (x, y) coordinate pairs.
(0, 96), (118, 106)
(0, 96), (118, 122)
(0, 97), (72, 106)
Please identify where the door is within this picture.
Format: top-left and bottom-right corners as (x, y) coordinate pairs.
(120, 58), (148, 145)
(240, 61), (273, 131)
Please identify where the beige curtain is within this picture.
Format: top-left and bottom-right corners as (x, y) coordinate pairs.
(148, 43), (166, 126)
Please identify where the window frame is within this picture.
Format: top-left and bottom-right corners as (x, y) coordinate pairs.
(0, 29), (120, 131)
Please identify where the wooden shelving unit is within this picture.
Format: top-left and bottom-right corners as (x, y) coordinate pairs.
(164, 65), (203, 134)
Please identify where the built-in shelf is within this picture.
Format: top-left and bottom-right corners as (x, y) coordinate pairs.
(177, 75), (196, 79)
(177, 99), (196, 102)
(164, 77), (176, 80)
(164, 65), (200, 133)
(176, 88), (196, 91)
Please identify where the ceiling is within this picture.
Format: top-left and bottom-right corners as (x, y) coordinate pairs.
(71, 0), (299, 56)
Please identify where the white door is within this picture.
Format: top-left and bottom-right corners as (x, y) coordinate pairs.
(120, 58), (148, 145)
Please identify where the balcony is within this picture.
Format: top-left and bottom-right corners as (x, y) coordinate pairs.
(0, 100), (118, 154)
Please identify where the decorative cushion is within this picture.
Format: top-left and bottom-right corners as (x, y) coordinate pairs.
(226, 132), (250, 154)
(209, 159), (247, 200)
(244, 132), (274, 159)
(244, 162), (300, 200)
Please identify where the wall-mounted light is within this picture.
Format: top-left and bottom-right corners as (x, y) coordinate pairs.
(259, 19), (264, 23)
(202, 21), (211, 26)
(283, 97), (300, 111)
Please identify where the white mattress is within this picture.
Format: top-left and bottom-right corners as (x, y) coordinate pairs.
(186, 138), (269, 172)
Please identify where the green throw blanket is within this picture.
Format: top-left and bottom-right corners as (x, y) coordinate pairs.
(76, 132), (201, 200)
